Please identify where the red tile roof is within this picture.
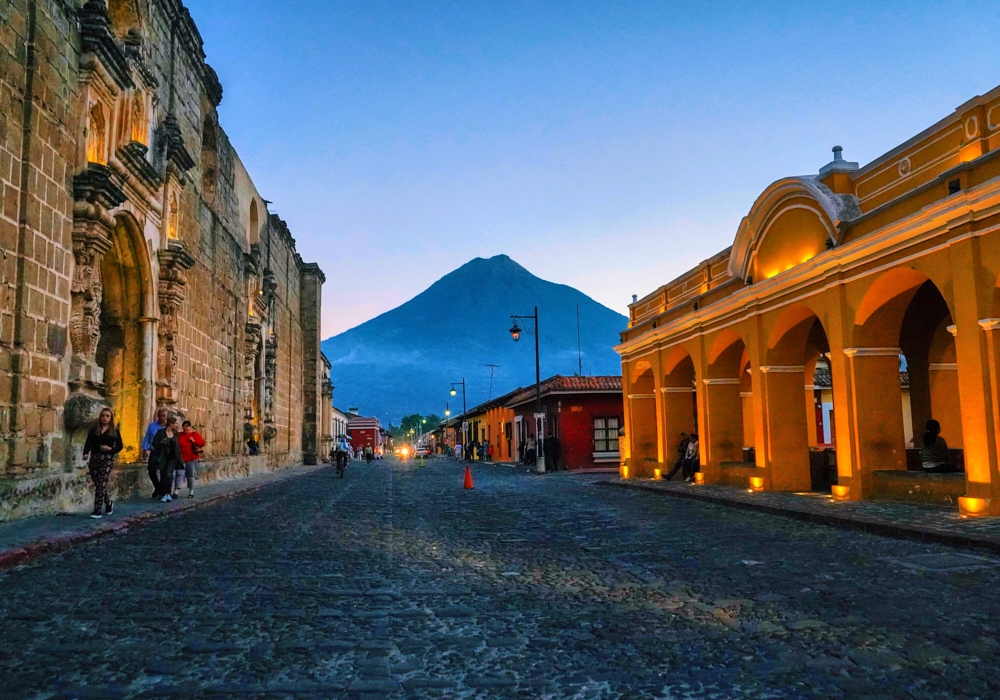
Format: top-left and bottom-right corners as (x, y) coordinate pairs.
(504, 375), (622, 408)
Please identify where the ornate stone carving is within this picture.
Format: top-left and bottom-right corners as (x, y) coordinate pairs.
(155, 113), (196, 175)
(156, 240), (195, 404)
(116, 140), (162, 189)
(69, 164), (126, 392)
(262, 336), (278, 443)
(79, 1), (134, 91)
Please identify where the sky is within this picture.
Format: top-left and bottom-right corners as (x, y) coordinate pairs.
(185, 0), (1000, 338)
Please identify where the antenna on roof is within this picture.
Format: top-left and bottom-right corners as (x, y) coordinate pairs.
(576, 304), (583, 377)
(486, 364), (500, 400)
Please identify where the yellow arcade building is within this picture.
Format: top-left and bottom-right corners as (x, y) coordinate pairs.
(617, 84), (1000, 517)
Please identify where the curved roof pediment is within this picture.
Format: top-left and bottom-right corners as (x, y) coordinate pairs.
(728, 177), (861, 281)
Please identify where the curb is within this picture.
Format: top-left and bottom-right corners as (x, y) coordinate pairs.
(0, 466), (324, 573)
(597, 480), (1000, 555)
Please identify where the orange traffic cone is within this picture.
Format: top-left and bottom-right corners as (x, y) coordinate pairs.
(463, 466), (474, 489)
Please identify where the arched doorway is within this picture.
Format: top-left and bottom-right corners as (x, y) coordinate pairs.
(763, 305), (835, 491)
(95, 214), (151, 462)
(854, 271), (962, 474)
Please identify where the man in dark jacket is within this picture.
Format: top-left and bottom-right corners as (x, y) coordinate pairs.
(664, 432), (690, 481)
(543, 432), (561, 471)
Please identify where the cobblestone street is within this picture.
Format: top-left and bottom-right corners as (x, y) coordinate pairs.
(3, 458), (1000, 699)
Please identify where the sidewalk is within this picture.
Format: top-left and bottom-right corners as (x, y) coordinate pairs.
(0, 462), (327, 571)
(600, 477), (1000, 553)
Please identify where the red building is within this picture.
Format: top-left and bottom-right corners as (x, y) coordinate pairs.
(507, 376), (623, 470)
(347, 413), (383, 454)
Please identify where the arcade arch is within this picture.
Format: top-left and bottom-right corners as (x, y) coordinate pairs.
(626, 361), (658, 475)
(703, 332), (749, 476)
(852, 271), (962, 474)
(661, 347), (698, 476)
(760, 305), (835, 491)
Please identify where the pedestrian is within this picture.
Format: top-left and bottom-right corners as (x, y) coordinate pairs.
(365, 445), (374, 464)
(481, 439), (490, 462)
(151, 416), (183, 502)
(921, 419), (957, 472)
(526, 436), (536, 465)
(142, 407), (169, 498)
(543, 432), (561, 471)
(682, 434), (700, 482)
(82, 406), (124, 519)
(664, 432), (690, 481)
(488, 441), (495, 462)
(335, 436), (349, 476)
(454, 442), (463, 461)
(177, 420), (206, 498)
(247, 434), (259, 455)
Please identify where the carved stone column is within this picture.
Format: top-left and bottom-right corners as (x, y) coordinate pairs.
(156, 240), (194, 405)
(67, 165), (126, 422)
(262, 337), (278, 444)
(243, 318), (262, 427)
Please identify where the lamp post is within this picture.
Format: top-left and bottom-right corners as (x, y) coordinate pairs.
(510, 306), (544, 473)
(450, 379), (467, 449)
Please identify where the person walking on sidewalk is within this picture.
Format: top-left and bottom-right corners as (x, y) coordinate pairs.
(82, 407), (123, 519)
(142, 408), (169, 498)
(177, 420), (206, 498)
(543, 432), (561, 472)
(151, 416), (183, 503)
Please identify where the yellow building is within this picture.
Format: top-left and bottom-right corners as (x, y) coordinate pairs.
(618, 85), (1000, 517)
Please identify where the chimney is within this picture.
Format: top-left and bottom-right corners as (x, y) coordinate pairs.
(631, 294), (638, 304)
(819, 145), (858, 176)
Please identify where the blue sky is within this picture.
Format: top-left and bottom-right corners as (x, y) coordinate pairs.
(187, 0), (1000, 337)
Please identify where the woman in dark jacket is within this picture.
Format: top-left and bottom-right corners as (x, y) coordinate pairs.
(151, 416), (183, 502)
(82, 407), (124, 518)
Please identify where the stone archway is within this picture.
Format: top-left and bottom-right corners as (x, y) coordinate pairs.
(94, 214), (153, 462)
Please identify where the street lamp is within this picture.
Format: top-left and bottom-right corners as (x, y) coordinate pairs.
(449, 379), (467, 448)
(510, 306), (544, 473)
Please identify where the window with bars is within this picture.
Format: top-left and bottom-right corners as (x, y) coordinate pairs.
(593, 417), (620, 453)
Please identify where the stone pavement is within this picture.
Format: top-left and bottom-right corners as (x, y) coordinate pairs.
(0, 463), (326, 571)
(3, 457), (1000, 699)
(602, 477), (1000, 552)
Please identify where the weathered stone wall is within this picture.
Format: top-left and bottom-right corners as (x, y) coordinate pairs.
(0, 0), (327, 521)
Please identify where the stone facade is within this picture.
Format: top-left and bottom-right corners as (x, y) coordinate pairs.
(0, 0), (327, 520)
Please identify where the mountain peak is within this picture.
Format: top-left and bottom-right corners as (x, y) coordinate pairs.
(322, 254), (627, 422)
(455, 254), (530, 275)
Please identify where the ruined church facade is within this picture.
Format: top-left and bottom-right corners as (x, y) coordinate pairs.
(0, 0), (328, 519)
